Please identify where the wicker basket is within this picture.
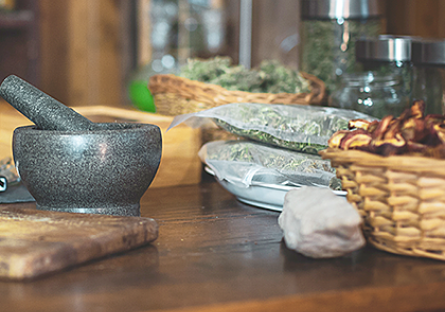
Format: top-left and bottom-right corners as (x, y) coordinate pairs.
(148, 72), (326, 116)
(320, 148), (445, 261)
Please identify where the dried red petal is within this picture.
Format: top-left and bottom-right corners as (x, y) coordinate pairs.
(328, 99), (445, 159)
(348, 119), (373, 130)
(328, 130), (350, 148)
(372, 115), (395, 140)
(366, 120), (380, 134)
(410, 100), (426, 119)
(339, 130), (373, 150)
(432, 123), (445, 144)
(401, 118), (426, 142)
(373, 133), (407, 156)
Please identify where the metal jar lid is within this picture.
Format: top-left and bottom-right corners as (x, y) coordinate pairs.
(301, 0), (382, 20)
(356, 36), (414, 62)
(412, 40), (445, 66)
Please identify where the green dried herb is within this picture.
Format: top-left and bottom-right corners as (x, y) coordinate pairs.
(211, 104), (355, 155)
(207, 141), (332, 172)
(203, 140), (342, 190)
(178, 57), (310, 94)
(215, 119), (327, 154)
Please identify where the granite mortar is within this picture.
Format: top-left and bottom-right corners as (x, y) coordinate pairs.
(13, 123), (162, 217)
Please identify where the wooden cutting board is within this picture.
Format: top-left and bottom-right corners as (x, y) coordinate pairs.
(0, 206), (158, 280)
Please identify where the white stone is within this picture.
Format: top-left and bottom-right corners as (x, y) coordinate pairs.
(278, 186), (365, 258)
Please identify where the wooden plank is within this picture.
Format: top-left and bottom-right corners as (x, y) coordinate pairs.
(39, 0), (70, 103)
(0, 101), (32, 160)
(39, 0), (123, 107)
(0, 206), (158, 280)
(384, 0), (410, 36)
(178, 0), (192, 64)
(143, 283), (445, 312)
(137, 0), (152, 67)
(412, 0), (440, 38)
(119, 0), (137, 106)
(97, 0), (123, 107)
(67, 0), (95, 107)
(439, 1), (445, 39)
(385, 0), (445, 38)
(251, 0), (300, 68)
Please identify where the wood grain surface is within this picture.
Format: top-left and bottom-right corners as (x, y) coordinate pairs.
(0, 207), (158, 280)
(1, 180), (445, 311)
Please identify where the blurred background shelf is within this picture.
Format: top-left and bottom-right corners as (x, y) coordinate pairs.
(0, 0), (39, 86)
(1, 0), (445, 109)
(0, 10), (34, 28)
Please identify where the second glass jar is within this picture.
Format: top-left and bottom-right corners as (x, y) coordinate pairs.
(330, 71), (410, 119)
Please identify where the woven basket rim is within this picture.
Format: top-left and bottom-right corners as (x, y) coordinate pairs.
(320, 148), (445, 175)
(148, 72), (326, 106)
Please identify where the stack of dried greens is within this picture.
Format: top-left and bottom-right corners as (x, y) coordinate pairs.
(207, 103), (376, 154)
(178, 57), (310, 94)
(204, 140), (334, 173)
(199, 140), (342, 190)
(329, 100), (445, 158)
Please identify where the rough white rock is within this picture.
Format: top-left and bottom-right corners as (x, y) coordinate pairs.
(278, 186), (365, 258)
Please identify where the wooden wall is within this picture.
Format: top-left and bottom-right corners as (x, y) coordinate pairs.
(251, 0), (300, 69)
(39, 0), (124, 107)
(385, 0), (445, 39)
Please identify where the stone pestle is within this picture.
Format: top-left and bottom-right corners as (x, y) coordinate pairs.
(0, 75), (100, 131)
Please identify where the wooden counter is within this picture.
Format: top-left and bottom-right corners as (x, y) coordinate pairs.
(1, 180), (445, 312)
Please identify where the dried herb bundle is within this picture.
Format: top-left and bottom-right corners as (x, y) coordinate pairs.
(178, 57), (310, 94)
(329, 100), (445, 158)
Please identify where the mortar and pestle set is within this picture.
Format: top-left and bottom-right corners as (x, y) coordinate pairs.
(0, 75), (162, 217)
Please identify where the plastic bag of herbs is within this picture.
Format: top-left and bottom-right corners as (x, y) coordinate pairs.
(169, 103), (377, 155)
(199, 140), (342, 190)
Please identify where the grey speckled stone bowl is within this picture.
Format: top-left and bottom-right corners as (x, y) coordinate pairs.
(13, 123), (162, 217)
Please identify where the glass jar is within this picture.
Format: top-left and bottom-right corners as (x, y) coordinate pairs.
(300, 0), (384, 93)
(330, 71), (410, 119)
(355, 35), (414, 103)
(411, 40), (445, 115)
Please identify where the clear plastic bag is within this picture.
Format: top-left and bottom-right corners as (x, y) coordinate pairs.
(169, 103), (377, 154)
(199, 140), (341, 189)
(0, 157), (19, 184)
